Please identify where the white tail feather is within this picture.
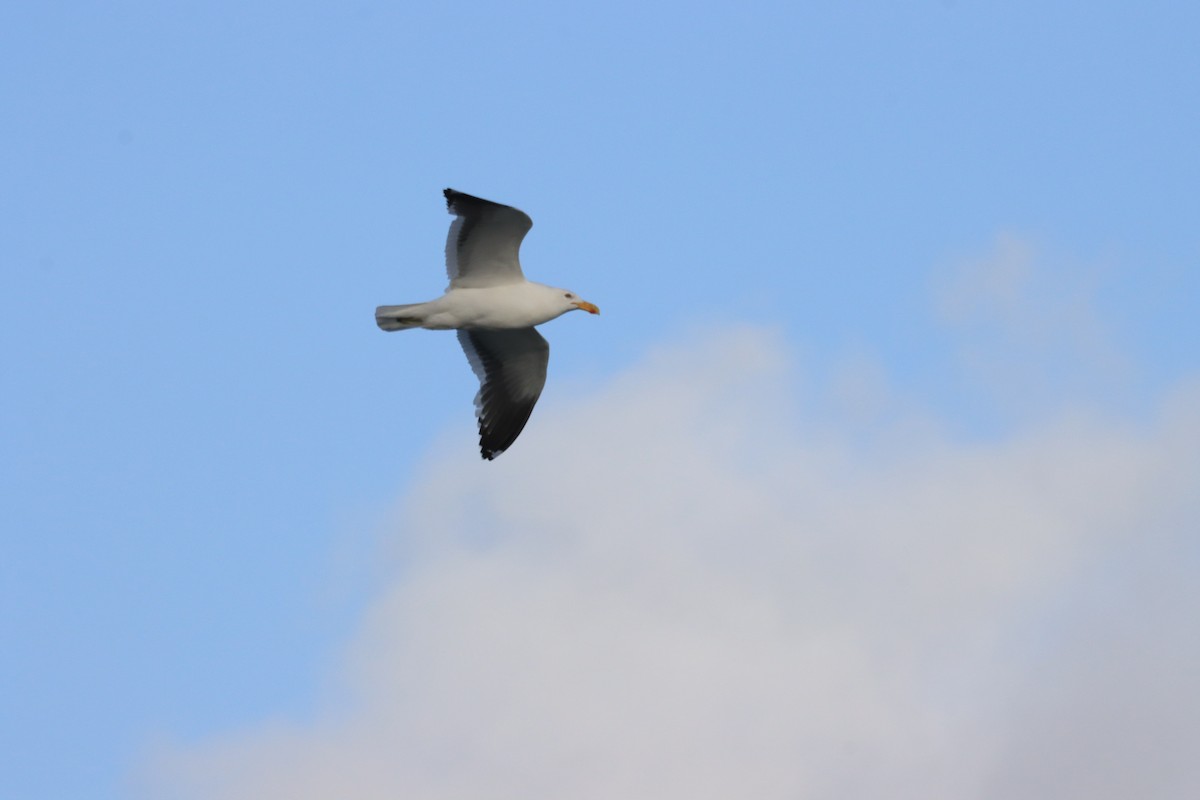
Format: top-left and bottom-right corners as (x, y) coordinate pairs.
(375, 304), (427, 331)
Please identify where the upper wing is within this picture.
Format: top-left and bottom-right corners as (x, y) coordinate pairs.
(443, 188), (533, 289)
(457, 327), (549, 460)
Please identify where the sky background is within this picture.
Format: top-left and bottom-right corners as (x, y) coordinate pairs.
(3, 1), (1199, 798)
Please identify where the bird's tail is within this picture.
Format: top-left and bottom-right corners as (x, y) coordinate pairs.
(375, 303), (426, 332)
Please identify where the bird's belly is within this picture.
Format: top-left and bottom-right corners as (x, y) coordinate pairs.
(433, 287), (560, 329)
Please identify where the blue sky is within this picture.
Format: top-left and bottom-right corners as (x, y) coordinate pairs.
(3, 2), (1198, 798)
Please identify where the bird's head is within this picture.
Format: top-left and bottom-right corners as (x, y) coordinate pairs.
(560, 290), (600, 316)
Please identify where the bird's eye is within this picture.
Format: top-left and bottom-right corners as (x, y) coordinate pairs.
(564, 293), (573, 298)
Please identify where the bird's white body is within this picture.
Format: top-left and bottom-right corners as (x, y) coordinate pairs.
(385, 282), (578, 331)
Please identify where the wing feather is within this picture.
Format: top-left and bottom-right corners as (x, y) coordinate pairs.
(443, 188), (532, 288)
(457, 327), (549, 459)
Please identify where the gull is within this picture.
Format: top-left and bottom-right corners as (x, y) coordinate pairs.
(375, 189), (600, 460)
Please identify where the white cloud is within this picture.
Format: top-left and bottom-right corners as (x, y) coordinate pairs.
(140, 256), (1200, 799)
(935, 233), (1132, 417)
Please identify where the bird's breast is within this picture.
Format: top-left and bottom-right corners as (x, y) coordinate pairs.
(439, 285), (564, 329)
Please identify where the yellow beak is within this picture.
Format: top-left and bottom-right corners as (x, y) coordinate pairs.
(573, 301), (600, 315)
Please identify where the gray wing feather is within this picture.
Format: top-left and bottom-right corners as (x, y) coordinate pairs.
(457, 328), (549, 460)
(443, 188), (533, 289)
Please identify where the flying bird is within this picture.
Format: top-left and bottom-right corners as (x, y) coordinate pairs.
(376, 189), (600, 460)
